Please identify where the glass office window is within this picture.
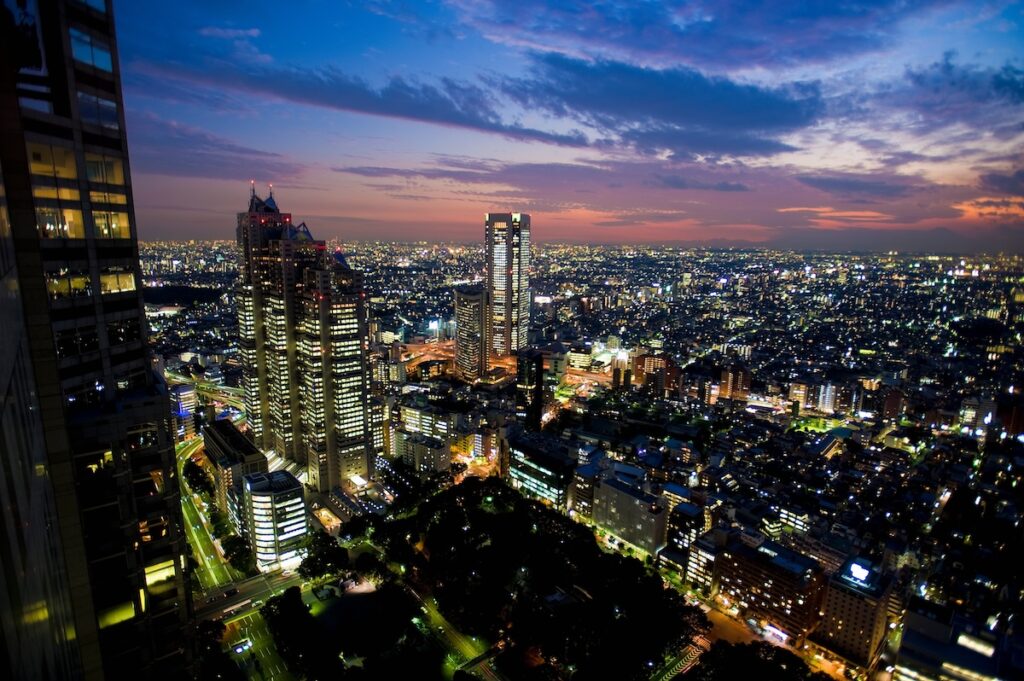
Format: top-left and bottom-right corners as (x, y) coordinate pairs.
(69, 28), (112, 71)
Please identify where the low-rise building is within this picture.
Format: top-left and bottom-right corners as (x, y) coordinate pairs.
(592, 478), (667, 554)
(508, 432), (575, 509)
(203, 419), (268, 534)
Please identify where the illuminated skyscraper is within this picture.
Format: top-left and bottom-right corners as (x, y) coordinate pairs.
(0, 1), (190, 675)
(237, 191), (371, 491)
(237, 190), (320, 463)
(454, 285), (489, 382)
(485, 212), (530, 356)
(300, 251), (372, 491)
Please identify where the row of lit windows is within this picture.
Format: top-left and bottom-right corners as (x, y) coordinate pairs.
(35, 207), (129, 239)
(45, 268), (135, 299)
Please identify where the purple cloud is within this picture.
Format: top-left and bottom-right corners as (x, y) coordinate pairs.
(651, 175), (749, 192)
(797, 174), (918, 199)
(979, 169), (1024, 195)
(881, 52), (1024, 134)
(444, 0), (953, 70)
(127, 113), (305, 180)
(503, 53), (822, 157)
(130, 60), (588, 148)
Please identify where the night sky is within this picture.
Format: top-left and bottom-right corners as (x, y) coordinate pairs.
(116, 1), (1023, 250)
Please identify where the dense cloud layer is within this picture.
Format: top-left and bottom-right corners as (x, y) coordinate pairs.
(116, 0), (1024, 249)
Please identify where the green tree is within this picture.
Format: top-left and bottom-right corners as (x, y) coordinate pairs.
(196, 619), (245, 681)
(221, 535), (256, 575)
(298, 530), (349, 581)
(208, 505), (230, 538)
(261, 587), (343, 679)
(183, 458), (214, 497)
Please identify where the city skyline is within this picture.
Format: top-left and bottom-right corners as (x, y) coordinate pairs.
(116, 1), (1023, 250)
(2, 3), (1024, 681)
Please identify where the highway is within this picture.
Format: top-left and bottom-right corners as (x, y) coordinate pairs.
(175, 435), (240, 591)
(165, 370), (246, 410)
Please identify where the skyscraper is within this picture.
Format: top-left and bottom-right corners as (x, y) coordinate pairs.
(237, 190), (320, 463)
(454, 284), (489, 382)
(485, 212), (530, 356)
(300, 250), (372, 490)
(0, 161), (80, 678)
(0, 1), (190, 676)
(237, 191), (372, 492)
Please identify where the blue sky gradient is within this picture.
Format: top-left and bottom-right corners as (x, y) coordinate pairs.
(116, 0), (1024, 250)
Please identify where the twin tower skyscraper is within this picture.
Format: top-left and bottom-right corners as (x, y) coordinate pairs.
(236, 188), (372, 493)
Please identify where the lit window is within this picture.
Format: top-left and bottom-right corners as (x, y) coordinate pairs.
(93, 210), (130, 238)
(89, 190), (127, 205)
(46, 270), (91, 299)
(99, 268), (135, 294)
(33, 186), (80, 201)
(27, 142), (77, 179)
(36, 207), (85, 239)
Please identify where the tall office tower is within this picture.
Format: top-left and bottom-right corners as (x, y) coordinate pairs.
(0, 162), (80, 677)
(300, 251), (372, 492)
(237, 192), (372, 491)
(0, 2), (190, 677)
(454, 284), (489, 382)
(485, 212), (530, 356)
(237, 189), (320, 463)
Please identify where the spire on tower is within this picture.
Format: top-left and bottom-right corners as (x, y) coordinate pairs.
(268, 183), (274, 198)
(250, 179), (256, 198)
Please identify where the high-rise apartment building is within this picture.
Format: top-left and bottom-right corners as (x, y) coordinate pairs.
(0, 2), (191, 676)
(203, 419), (268, 535)
(719, 364), (751, 402)
(516, 348), (544, 431)
(454, 284), (489, 382)
(592, 478), (668, 555)
(718, 539), (826, 643)
(237, 191), (371, 492)
(485, 212), (530, 356)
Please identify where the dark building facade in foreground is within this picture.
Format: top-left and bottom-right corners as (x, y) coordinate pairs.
(0, 1), (190, 677)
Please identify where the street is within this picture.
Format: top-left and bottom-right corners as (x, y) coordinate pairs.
(223, 609), (293, 680)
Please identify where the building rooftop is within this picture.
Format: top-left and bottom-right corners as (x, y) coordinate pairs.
(203, 418), (263, 466)
(244, 469), (302, 494)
